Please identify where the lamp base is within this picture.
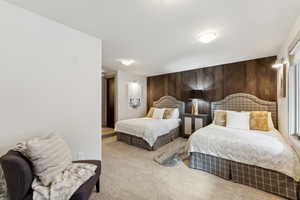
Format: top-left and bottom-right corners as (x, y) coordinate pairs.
(191, 101), (198, 115)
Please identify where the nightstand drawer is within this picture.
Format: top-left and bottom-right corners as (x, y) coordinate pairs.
(195, 118), (203, 131)
(184, 117), (192, 135)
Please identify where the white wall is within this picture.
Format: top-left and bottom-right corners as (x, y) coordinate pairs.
(0, 0), (102, 160)
(116, 70), (147, 121)
(277, 14), (300, 153)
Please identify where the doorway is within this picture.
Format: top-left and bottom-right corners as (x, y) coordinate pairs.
(101, 73), (116, 138)
(106, 77), (115, 128)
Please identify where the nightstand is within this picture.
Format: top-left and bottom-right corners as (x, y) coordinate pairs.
(182, 113), (210, 137)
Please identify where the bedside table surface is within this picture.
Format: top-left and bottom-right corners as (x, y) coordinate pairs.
(183, 113), (209, 117)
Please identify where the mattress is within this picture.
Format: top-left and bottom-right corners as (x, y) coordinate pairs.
(115, 118), (180, 147)
(187, 124), (300, 181)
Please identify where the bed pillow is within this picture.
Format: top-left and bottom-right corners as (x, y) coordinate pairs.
(213, 110), (227, 126)
(163, 108), (175, 119)
(169, 108), (180, 119)
(26, 134), (72, 186)
(146, 107), (155, 118)
(163, 108), (179, 119)
(249, 111), (270, 131)
(226, 111), (250, 130)
(152, 108), (165, 120)
(268, 112), (275, 130)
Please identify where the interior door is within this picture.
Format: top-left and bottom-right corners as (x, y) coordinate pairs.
(107, 77), (115, 128)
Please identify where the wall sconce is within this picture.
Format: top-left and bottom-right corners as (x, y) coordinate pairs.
(189, 90), (203, 115)
(272, 58), (284, 69)
(128, 82), (142, 109)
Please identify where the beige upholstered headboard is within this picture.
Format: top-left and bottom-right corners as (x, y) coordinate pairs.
(153, 96), (185, 119)
(211, 93), (278, 128)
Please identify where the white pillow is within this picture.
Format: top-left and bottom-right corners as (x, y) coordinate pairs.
(169, 108), (180, 119)
(26, 134), (72, 186)
(152, 108), (165, 120)
(268, 112), (275, 130)
(226, 111), (250, 130)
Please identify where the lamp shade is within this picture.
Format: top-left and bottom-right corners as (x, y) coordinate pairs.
(190, 90), (203, 99)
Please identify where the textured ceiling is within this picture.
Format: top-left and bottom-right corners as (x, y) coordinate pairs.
(5, 0), (300, 76)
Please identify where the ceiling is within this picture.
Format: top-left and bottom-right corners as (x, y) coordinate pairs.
(5, 0), (300, 76)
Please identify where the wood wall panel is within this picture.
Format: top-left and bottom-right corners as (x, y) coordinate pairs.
(245, 60), (257, 95)
(147, 56), (277, 114)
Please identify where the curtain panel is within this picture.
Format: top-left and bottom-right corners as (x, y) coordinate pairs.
(289, 62), (300, 136)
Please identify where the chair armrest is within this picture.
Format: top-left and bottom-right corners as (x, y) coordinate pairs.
(72, 160), (101, 175)
(0, 151), (34, 200)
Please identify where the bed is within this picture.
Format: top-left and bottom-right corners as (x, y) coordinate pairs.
(116, 96), (185, 151)
(187, 93), (300, 200)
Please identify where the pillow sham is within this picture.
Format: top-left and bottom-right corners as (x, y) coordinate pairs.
(169, 108), (180, 119)
(152, 108), (165, 120)
(249, 111), (270, 131)
(213, 110), (227, 126)
(163, 108), (175, 119)
(162, 108), (180, 119)
(242, 111), (275, 131)
(146, 107), (155, 118)
(26, 134), (72, 186)
(226, 111), (250, 130)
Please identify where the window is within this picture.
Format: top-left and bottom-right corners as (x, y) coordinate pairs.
(288, 42), (300, 137)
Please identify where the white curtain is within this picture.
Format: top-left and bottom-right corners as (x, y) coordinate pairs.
(289, 62), (300, 136)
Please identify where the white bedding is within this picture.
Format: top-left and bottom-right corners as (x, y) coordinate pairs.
(115, 118), (180, 146)
(187, 124), (300, 181)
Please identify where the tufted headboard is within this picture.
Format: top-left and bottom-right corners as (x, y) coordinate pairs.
(153, 96), (185, 119)
(211, 93), (277, 128)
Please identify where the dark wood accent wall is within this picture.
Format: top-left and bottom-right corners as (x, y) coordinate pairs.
(147, 56), (277, 114)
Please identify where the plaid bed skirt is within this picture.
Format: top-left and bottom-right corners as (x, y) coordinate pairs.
(189, 153), (231, 180)
(116, 127), (180, 151)
(190, 152), (299, 200)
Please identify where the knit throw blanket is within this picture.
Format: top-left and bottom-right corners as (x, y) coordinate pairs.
(0, 167), (7, 200)
(32, 163), (96, 200)
(0, 144), (96, 200)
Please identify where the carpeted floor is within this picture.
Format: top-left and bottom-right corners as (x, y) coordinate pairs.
(91, 137), (285, 200)
(102, 128), (115, 138)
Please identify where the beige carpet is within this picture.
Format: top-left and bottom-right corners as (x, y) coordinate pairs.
(91, 137), (285, 200)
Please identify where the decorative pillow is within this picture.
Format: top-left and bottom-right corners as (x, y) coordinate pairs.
(152, 108), (165, 120)
(213, 110), (227, 126)
(146, 107), (155, 118)
(163, 108), (175, 119)
(26, 134), (72, 186)
(226, 111), (250, 130)
(250, 111), (270, 131)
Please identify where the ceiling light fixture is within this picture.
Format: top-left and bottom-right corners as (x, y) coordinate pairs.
(197, 31), (218, 43)
(118, 59), (136, 66)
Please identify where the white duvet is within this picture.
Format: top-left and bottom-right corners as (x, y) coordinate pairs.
(187, 124), (300, 181)
(115, 118), (180, 146)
